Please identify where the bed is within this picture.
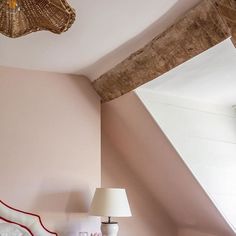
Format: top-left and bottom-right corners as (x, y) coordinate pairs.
(0, 200), (57, 236)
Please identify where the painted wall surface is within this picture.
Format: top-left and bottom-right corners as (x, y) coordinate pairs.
(137, 90), (236, 233)
(102, 97), (176, 236)
(101, 92), (234, 236)
(0, 66), (101, 236)
(102, 133), (176, 236)
(178, 228), (220, 236)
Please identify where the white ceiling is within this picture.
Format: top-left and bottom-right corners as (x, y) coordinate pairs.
(0, 0), (200, 81)
(140, 39), (236, 107)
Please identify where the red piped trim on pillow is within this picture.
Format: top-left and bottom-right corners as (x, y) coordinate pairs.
(0, 216), (34, 236)
(0, 200), (58, 236)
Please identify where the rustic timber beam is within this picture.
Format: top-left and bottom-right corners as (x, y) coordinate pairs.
(92, 0), (236, 103)
(216, 0), (236, 45)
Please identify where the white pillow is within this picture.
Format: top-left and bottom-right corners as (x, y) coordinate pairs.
(0, 222), (31, 236)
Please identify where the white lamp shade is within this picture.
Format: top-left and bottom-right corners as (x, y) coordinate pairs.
(89, 188), (132, 217)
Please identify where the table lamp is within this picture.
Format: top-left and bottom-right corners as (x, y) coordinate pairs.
(89, 188), (132, 236)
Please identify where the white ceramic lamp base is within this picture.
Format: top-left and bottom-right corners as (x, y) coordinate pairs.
(101, 223), (119, 236)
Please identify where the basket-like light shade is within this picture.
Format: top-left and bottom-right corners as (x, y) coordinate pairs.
(0, 0), (76, 38)
(90, 188), (132, 217)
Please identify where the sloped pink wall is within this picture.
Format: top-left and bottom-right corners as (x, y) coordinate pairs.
(178, 228), (222, 236)
(101, 92), (234, 236)
(102, 133), (176, 236)
(0, 66), (101, 235)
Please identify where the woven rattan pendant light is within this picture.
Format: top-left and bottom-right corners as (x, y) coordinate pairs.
(0, 0), (76, 38)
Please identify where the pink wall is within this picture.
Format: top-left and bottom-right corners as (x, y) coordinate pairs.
(178, 228), (222, 236)
(102, 133), (177, 236)
(0, 66), (101, 235)
(101, 92), (234, 236)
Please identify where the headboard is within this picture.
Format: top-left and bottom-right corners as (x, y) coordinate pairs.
(0, 200), (57, 236)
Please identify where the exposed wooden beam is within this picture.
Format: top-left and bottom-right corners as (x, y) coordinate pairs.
(92, 0), (236, 103)
(216, 0), (236, 45)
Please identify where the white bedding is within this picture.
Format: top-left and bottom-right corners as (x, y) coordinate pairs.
(0, 201), (57, 236)
(0, 220), (31, 236)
